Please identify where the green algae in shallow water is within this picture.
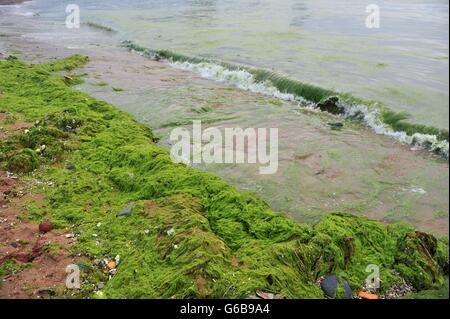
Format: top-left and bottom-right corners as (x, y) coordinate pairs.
(0, 57), (448, 298)
(123, 42), (449, 154)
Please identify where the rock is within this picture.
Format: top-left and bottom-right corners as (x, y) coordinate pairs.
(328, 122), (344, 130)
(97, 282), (105, 290)
(320, 275), (352, 299)
(36, 288), (56, 297)
(317, 96), (342, 114)
(117, 202), (134, 217)
(38, 221), (54, 233)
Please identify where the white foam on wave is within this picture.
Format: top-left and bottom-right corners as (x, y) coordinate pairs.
(127, 48), (450, 159)
(339, 101), (449, 158)
(170, 61), (309, 104)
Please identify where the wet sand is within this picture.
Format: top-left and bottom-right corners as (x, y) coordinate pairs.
(0, 8), (448, 235)
(0, 1), (29, 5)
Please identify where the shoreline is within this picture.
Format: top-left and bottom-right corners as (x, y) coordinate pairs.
(0, 9), (447, 237)
(0, 6), (448, 299)
(0, 55), (448, 298)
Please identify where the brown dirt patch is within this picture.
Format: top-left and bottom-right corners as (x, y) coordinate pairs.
(0, 253), (75, 299)
(8, 121), (31, 131)
(0, 115), (32, 140)
(0, 170), (74, 298)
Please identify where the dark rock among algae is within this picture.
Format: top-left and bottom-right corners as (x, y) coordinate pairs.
(0, 56), (448, 298)
(320, 275), (352, 299)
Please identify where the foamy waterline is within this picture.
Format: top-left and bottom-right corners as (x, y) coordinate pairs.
(171, 60), (308, 104)
(125, 43), (449, 159)
(339, 101), (449, 159)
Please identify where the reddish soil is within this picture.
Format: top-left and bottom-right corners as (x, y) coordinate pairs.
(0, 122), (74, 299)
(0, 113), (32, 140)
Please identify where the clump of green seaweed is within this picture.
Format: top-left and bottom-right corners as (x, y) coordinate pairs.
(0, 56), (447, 299)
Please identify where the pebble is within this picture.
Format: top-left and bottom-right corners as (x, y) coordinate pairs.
(320, 275), (352, 299)
(38, 221), (54, 233)
(117, 202), (134, 217)
(166, 228), (175, 236)
(6, 172), (18, 179)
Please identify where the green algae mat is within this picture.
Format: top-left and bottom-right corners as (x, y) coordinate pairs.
(0, 55), (448, 298)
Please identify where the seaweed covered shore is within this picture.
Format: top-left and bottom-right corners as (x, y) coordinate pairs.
(0, 56), (448, 298)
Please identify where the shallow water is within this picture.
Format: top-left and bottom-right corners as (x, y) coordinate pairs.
(16, 0), (450, 129)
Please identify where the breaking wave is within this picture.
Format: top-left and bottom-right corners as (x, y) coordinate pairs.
(123, 41), (449, 159)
